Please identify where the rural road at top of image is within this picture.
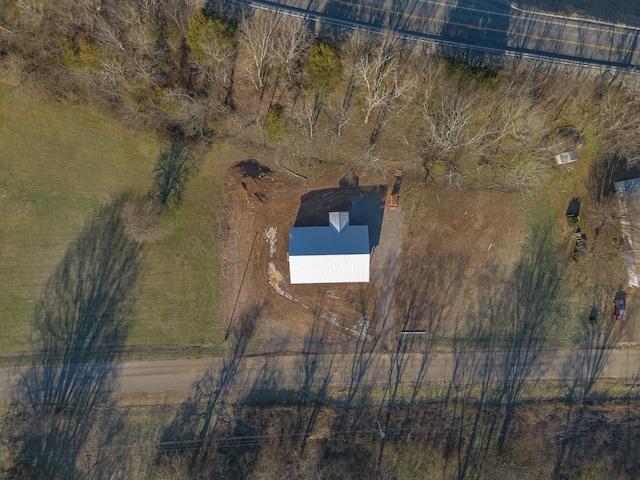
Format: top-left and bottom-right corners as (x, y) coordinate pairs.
(235, 0), (640, 69)
(1, 347), (639, 399)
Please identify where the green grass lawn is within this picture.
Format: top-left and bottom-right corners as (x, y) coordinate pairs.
(0, 83), (226, 363)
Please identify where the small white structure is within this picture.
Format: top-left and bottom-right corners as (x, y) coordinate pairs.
(614, 178), (640, 287)
(329, 211), (349, 232)
(289, 212), (370, 284)
(555, 151), (578, 165)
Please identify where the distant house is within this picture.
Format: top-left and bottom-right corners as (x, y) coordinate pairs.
(614, 178), (640, 287)
(288, 212), (370, 284)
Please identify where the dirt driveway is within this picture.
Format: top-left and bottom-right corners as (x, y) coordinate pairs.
(371, 204), (404, 348)
(617, 292), (640, 343)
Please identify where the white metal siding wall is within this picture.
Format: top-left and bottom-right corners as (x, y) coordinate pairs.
(616, 181), (640, 288)
(289, 254), (370, 284)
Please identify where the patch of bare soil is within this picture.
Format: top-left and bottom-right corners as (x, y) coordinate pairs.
(221, 161), (382, 348)
(396, 186), (523, 336)
(222, 160), (529, 348)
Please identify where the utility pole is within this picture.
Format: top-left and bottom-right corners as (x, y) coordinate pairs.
(225, 231), (259, 341)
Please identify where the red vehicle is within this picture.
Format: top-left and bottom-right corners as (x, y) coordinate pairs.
(614, 298), (626, 322)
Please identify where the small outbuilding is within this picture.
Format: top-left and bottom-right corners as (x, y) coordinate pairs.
(288, 211), (370, 284)
(555, 151), (578, 165)
(566, 197), (581, 226)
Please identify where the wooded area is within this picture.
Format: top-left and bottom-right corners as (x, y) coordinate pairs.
(2, 0), (640, 191)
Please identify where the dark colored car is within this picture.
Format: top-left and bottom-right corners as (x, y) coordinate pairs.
(614, 298), (626, 322)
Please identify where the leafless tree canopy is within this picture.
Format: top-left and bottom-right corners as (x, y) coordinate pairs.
(1, 1), (637, 189)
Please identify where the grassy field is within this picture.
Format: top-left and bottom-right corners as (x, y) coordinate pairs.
(0, 72), (625, 363)
(0, 82), (227, 363)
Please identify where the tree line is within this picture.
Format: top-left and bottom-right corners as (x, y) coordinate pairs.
(2, 0), (640, 189)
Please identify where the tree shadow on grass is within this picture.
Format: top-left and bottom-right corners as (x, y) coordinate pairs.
(439, 313), (499, 480)
(564, 314), (623, 403)
(552, 303), (626, 479)
(4, 200), (142, 479)
(290, 312), (337, 453)
(435, 204), (570, 478)
(489, 208), (570, 451)
(552, 374), (640, 480)
(156, 302), (263, 477)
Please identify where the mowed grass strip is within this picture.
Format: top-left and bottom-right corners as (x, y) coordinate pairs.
(0, 83), (225, 362)
(131, 143), (231, 357)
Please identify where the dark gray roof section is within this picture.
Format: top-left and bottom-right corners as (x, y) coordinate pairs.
(289, 225), (369, 256)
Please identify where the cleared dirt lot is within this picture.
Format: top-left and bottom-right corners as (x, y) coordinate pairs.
(222, 153), (640, 351)
(395, 185), (524, 337)
(221, 161), (527, 350)
(221, 161), (383, 348)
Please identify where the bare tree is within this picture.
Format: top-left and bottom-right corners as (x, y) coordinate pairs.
(121, 0), (161, 55)
(419, 64), (564, 191)
(484, 78), (537, 155)
(298, 91), (318, 139)
(94, 12), (126, 53)
(158, 0), (199, 34)
(96, 57), (125, 99)
(597, 87), (640, 163)
(157, 88), (218, 139)
(352, 31), (406, 125)
(337, 29), (372, 136)
(274, 15), (310, 89)
(422, 88), (483, 159)
(298, 42), (343, 139)
(134, 0), (161, 18)
(13, 0), (45, 28)
(190, 42), (237, 106)
(368, 60), (415, 148)
(239, 9), (280, 96)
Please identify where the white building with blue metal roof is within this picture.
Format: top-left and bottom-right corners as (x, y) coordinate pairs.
(289, 212), (370, 284)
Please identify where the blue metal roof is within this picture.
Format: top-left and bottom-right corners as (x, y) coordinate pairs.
(289, 225), (370, 256)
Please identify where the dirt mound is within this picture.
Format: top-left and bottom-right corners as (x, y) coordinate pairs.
(235, 158), (272, 179)
(231, 159), (273, 203)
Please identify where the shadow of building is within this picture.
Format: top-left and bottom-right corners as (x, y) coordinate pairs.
(294, 171), (385, 251)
